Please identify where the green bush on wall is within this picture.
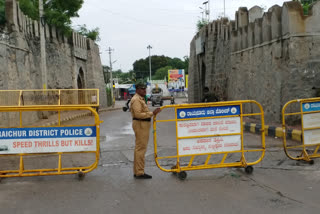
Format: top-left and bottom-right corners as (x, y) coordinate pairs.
(106, 87), (112, 107)
(0, 0), (5, 25)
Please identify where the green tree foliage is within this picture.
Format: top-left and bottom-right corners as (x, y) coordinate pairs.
(0, 0), (5, 25)
(183, 55), (189, 74)
(152, 66), (173, 80)
(133, 55), (189, 80)
(196, 19), (209, 32)
(76, 24), (100, 41)
(17, 0), (84, 35)
(18, 0), (39, 20)
(170, 57), (185, 70)
(106, 69), (135, 84)
(294, 0), (318, 14)
(44, 0), (84, 35)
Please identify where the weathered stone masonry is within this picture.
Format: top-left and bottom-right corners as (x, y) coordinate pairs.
(1, 0), (107, 106)
(188, 1), (320, 123)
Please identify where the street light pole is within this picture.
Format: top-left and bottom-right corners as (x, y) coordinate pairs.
(203, 1), (210, 22)
(208, 0), (211, 21)
(107, 47), (114, 107)
(224, 0), (226, 17)
(199, 7), (204, 20)
(147, 45), (152, 82)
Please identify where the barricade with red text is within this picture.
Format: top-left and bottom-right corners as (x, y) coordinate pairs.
(0, 106), (102, 179)
(282, 98), (320, 164)
(153, 100), (265, 180)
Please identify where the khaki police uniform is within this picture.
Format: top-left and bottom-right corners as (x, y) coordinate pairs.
(130, 93), (153, 176)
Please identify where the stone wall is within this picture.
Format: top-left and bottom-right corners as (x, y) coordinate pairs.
(1, 0), (107, 106)
(188, 1), (320, 123)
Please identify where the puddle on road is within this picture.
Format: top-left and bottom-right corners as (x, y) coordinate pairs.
(104, 122), (134, 143)
(104, 135), (121, 143)
(121, 122), (134, 135)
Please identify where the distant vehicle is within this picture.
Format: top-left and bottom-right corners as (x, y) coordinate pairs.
(150, 87), (163, 106)
(123, 99), (130, 112)
(0, 145), (8, 151)
(123, 85), (136, 112)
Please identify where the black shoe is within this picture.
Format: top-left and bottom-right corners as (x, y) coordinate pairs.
(134, 173), (152, 179)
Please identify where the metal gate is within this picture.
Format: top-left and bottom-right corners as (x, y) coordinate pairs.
(153, 100), (265, 180)
(0, 106), (102, 179)
(282, 98), (320, 164)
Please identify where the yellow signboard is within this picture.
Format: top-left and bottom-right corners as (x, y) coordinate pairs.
(186, 75), (188, 89)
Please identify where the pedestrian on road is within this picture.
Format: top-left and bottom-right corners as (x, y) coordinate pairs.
(130, 82), (161, 179)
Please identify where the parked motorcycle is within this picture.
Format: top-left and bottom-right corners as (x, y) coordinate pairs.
(123, 98), (131, 112)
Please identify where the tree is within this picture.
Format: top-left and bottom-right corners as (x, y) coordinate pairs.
(132, 55), (188, 80)
(18, 0), (39, 20)
(107, 69), (135, 84)
(169, 57), (185, 69)
(294, 0), (318, 14)
(0, 0), (5, 25)
(17, 0), (84, 35)
(196, 19), (209, 32)
(183, 55), (189, 74)
(133, 58), (150, 79)
(44, 0), (84, 35)
(152, 66), (173, 80)
(76, 24), (100, 42)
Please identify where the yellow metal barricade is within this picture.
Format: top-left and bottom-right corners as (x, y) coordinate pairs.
(282, 98), (320, 164)
(153, 100), (265, 180)
(0, 89), (99, 108)
(0, 106), (102, 179)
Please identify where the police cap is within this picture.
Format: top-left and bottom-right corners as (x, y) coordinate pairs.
(135, 82), (147, 89)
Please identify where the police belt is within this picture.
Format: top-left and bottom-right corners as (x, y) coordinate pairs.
(133, 118), (151, 122)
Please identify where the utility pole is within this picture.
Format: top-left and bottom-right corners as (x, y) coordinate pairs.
(224, 0), (226, 18)
(39, 0), (47, 89)
(147, 45), (152, 82)
(203, 1), (210, 22)
(199, 7), (205, 20)
(107, 47), (114, 106)
(208, 0), (211, 21)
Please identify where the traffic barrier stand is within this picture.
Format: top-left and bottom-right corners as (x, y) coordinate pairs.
(153, 100), (265, 180)
(0, 89), (99, 110)
(282, 98), (320, 164)
(0, 106), (102, 180)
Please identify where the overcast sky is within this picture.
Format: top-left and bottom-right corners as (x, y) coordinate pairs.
(72, 0), (287, 72)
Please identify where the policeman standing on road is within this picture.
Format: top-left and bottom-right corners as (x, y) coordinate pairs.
(130, 82), (161, 179)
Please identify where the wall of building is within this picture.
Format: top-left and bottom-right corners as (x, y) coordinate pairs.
(188, 1), (320, 123)
(1, 0), (107, 104)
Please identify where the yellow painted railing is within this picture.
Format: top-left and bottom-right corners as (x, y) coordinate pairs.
(0, 89), (99, 107)
(0, 106), (103, 179)
(153, 100), (265, 180)
(282, 97), (320, 164)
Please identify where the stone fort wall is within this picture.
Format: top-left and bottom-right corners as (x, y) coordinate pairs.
(0, 0), (107, 126)
(188, 1), (320, 123)
(1, 0), (107, 103)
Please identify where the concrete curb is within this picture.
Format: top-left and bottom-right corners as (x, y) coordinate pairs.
(243, 122), (302, 142)
(99, 107), (122, 113)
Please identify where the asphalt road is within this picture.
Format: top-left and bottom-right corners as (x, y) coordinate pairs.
(1, 100), (320, 214)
